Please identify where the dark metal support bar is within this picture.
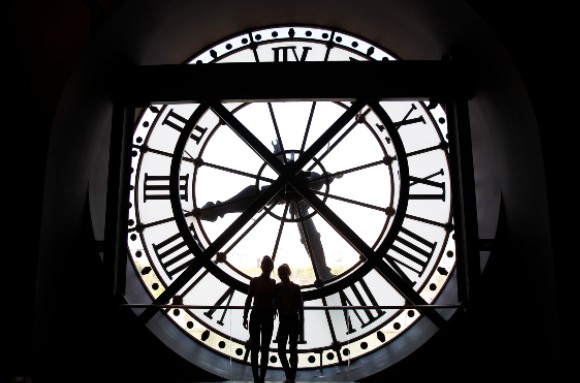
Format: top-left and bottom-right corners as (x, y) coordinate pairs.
(104, 98), (134, 302)
(122, 60), (470, 105)
(444, 56), (481, 308)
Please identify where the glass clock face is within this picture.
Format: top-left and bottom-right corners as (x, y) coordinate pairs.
(126, 25), (457, 379)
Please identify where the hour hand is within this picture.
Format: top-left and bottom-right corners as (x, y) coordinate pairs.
(293, 200), (335, 281)
(197, 185), (261, 221)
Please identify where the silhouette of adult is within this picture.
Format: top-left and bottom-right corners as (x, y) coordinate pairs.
(275, 263), (304, 383)
(244, 255), (277, 383)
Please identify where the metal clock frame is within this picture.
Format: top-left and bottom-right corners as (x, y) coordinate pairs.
(104, 58), (479, 378)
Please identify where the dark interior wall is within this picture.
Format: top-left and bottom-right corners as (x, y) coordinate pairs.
(5, 2), (92, 382)
(464, 3), (571, 373)
(464, 2), (571, 318)
(5, 0), (570, 381)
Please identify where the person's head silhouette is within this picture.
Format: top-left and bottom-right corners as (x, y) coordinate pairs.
(278, 263), (291, 283)
(261, 255), (274, 275)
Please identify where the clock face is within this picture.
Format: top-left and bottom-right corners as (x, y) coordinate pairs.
(125, 25), (458, 379)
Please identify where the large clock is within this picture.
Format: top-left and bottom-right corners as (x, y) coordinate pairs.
(120, 25), (464, 381)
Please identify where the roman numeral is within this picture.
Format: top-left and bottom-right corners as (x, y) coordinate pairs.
(338, 279), (385, 335)
(152, 227), (194, 279)
(272, 46), (312, 62)
(203, 287), (235, 326)
(386, 227), (437, 282)
(393, 104), (426, 129)
(162, 108), (208, 144)
(143, 173), (189, 202)
(409, 169), (446, 200)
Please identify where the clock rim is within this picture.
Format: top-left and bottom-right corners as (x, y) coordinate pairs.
(122, 23), (463, 380)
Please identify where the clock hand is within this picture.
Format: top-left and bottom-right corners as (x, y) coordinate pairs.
(198, 167), (336, 282)
(197, 170), (334, 218)
(198, 144), (337, 222)
(197, 172), (318, 222)
(198, 140), (286, 222)
(198, 185), (270, 222)
(291, 199), (335, 282)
